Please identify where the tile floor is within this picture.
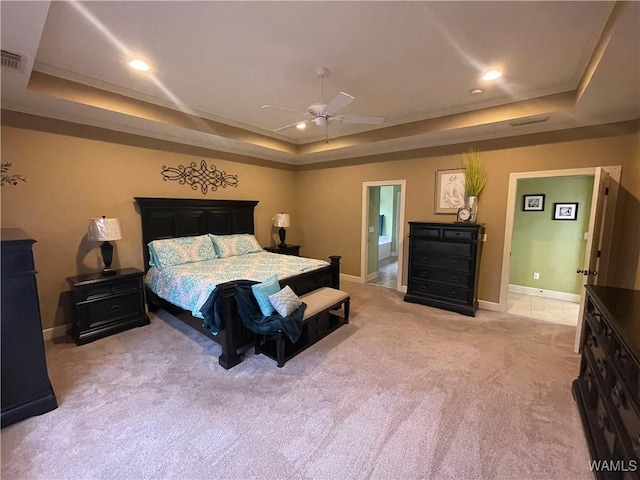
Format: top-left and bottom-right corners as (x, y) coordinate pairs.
(507, 291), (580, 326)
(368, 257), (398, 289)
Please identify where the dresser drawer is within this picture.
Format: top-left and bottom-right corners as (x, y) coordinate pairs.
(79, 292), (145, 330)
(442, 228), (476, 240)
(410, 253), (472, 273)
(586, 331), (612, 385)
(410, 225), (441, 238)
(412, 239), (472, 257)
(409, 280), (469, 304)
(75, 277), (142, 302)
(410, 266), (470, 287)
(1, 245), (35, 275)
(610, 373), (640, 456)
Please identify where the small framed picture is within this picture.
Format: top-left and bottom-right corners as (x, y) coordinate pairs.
(553, 202), (578, 221)
(435, 168), (466, 214)
(522, 194), (545, 211)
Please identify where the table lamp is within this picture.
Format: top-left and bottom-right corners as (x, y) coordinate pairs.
(273, 213), (290, 248)
(87, 216), (122, 275)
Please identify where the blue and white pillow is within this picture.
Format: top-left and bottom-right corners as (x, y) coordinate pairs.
(269, 285), (302, 317)
(210, 234), (263, 258)
(148, 235), (217, 269)
(251, 274), (280, 316)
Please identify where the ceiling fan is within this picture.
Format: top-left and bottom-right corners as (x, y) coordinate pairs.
(261, 67), (384, 139)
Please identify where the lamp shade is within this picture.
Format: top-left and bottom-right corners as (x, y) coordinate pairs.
(88, 217), (122, 242)
(273, 213), (290, 228)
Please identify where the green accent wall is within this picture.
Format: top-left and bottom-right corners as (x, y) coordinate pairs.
(380, 186), (394, 236)
(510, 175), (594, 294)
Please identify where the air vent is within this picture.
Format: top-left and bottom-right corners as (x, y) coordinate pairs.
(1, 50), (22, 71)
(510, 116), (550, 127)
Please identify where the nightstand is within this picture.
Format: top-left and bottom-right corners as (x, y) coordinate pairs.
(66, 267), (150, 345)
(264, 245), (301, 256)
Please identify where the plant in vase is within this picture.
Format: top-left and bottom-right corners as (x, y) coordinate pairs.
(462, 148), (486, 222)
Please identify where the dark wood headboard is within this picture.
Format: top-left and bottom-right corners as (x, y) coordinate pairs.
(134, 197), (259, 271)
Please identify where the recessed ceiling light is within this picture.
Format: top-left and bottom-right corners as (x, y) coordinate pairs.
(296, 122), (306, 130)
(129, 59), (150, 72)
(482, 69), (502, 81)
(469, 88), (483, 95)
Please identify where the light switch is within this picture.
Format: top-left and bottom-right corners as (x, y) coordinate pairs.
(368, 226), (375, 233)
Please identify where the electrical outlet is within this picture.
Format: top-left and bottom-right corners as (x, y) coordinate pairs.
(533, 272), (540, 280)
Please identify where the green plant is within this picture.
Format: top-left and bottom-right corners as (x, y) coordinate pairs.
(1, 162), (27, 186)
(462, 148), (486, 197)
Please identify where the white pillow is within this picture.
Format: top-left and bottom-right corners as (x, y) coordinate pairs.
(210, 234), (263, 258)
(268, 285), (302, 317)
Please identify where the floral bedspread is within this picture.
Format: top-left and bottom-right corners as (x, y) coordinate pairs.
(145, 251), (328, 318)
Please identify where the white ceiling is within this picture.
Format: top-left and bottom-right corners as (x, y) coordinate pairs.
(1, 1), (638, 165)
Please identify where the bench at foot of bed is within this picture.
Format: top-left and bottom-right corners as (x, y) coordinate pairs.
(254, 287), (350, 367)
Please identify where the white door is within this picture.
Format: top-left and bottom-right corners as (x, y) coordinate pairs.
(573, 167), (613, 351)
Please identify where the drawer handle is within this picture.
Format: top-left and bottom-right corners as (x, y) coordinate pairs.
(419, 285), (428, 292)
(449, 275), (459, 283)
(452, 260), (460, 267)
(605, 327), (612, 339)
(586, 335), (595, 348)
(449, 291), (457, 298)
(110, 305), (122, 313)
(596, 357), (607, 373)
(597, 413), (609, 431)
(421, 256), (429, 263)
(420, 271), (429, 278)
(611, 385), (626, 409)
(614, 348), (627, 362)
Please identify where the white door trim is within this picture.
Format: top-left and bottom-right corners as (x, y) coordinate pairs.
(361, 180), (407, 291)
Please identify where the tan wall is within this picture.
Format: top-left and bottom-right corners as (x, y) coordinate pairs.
(1, 126), (298, 330)
(296, 133), (640, 302)
(2, 125), (639, 332)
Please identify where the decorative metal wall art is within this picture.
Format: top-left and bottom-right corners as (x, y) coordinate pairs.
(161, 160), (238, 194)
(1, 162), (27, 186)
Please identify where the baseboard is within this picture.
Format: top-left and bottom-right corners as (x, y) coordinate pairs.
(366, 272), (380, 282)
(400, 285), (407, 293)
(42, 324), (70, 341)
(509, 284), (580, 303)
(341, 274), (363, 284)
(478, 300), (500, 311)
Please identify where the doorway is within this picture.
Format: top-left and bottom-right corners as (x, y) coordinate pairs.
(361, 180), (406, 291)
(499, 166), (621, 351)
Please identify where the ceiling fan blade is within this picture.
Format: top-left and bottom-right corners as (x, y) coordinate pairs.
(273, 120), (309, 132)
(324, 92), (354, 115)
(338, 114), (384, 125)
(261, 105), (307, 116)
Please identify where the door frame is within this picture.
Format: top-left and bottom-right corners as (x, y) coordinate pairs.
(499, 165), (621, 314)
(361, 180), (407, 291)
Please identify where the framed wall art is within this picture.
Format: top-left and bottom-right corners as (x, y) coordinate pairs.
(435, 168), (465, 214)
(553, 202), (578, 220)
(522, 194), (545, 211)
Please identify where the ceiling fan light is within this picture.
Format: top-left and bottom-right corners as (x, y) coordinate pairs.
(313, 117), (327, 127)
(129, 58), (150, 72)
(296, 122), (306, 130)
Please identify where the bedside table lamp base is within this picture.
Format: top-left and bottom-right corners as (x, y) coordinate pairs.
(100, 241), (117, 275)
(278, 227), (287, 248)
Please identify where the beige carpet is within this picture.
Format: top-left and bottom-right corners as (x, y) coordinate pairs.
(1, 281), (591, 479)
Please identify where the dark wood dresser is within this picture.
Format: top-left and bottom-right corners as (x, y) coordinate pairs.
(1, 228), (58, 428)
(404, 222), (483, 317)
(67, 268), (150, 345)
(572, 285), (640, 478)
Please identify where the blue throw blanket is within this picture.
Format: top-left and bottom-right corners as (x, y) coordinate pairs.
(200, 279), (306, 343)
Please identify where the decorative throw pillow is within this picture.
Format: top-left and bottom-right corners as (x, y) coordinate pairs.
(210, 234), (263, 258)
(251, 274), (280, 316)
(148, 235), (218, 269)
(269, 285), (302, 317)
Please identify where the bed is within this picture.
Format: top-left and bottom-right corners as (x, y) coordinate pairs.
(134, 197), (341, 369)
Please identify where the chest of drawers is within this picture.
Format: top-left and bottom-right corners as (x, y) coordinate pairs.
(1, 229), (57, 427)
(404, 222), (483, 316)
(572, 286), (640, 479)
